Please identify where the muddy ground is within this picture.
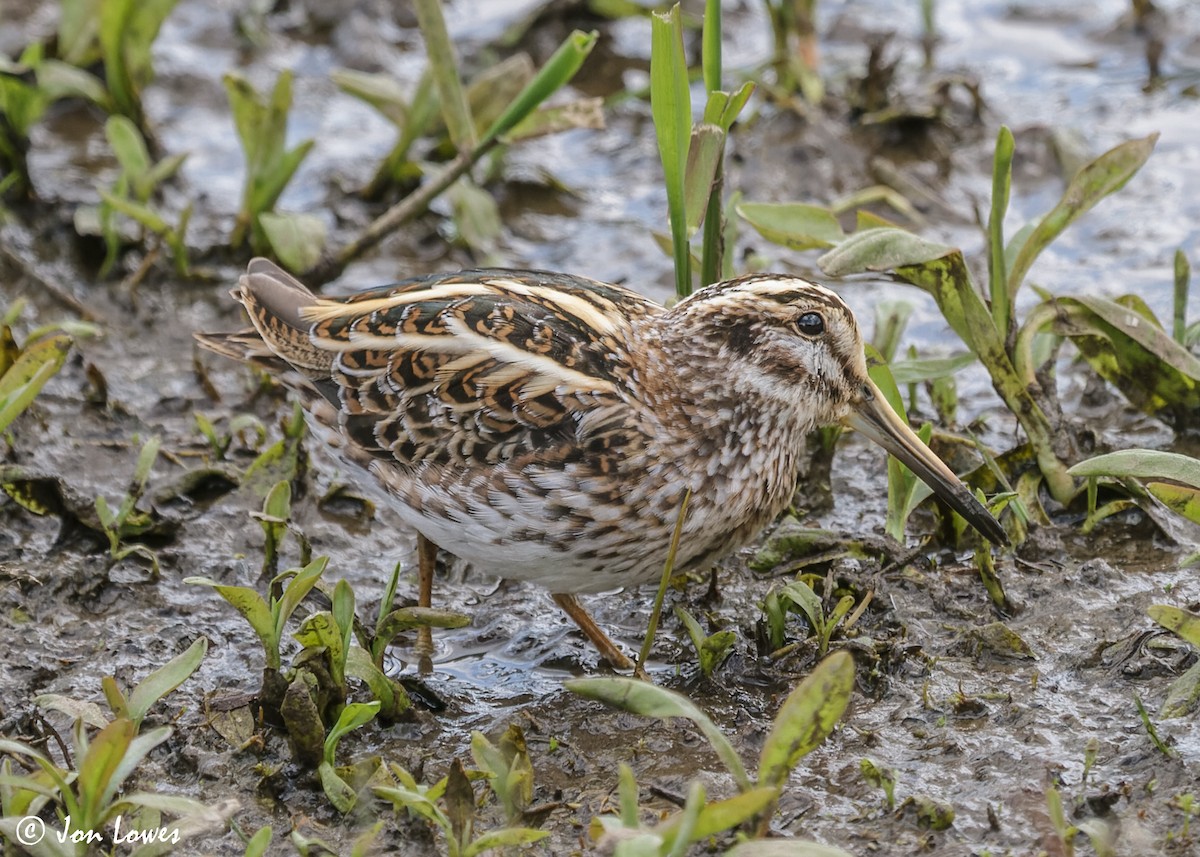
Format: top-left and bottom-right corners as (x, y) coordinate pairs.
(2, 0), (1200, 855)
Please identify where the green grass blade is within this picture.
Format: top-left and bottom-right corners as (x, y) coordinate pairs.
(987, 126), (1014, 336)
(1174, 248), (1191, 343)
(651, 5), (693, 297)
(481, 30), (598, 145)
(702, 0), (721, 93)
(414, 0), (476, 153)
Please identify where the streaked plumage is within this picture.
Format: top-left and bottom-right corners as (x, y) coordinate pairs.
(199, 258), (1006, 667)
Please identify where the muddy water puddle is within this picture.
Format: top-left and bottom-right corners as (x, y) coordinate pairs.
(2, 0), (1200, 854)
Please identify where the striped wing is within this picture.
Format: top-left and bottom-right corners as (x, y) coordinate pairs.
(230, 259), (662, 469)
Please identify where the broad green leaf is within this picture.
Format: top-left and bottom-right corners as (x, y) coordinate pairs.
(565, 676), (751, 791)
(243, 826), (273, 857)
(105, 725), (172, 814)
(77, 718), (135, 825)
(331, 68), (410, 126)
(462, 828), (550, 857)
(37, 59), (111, 107)
(655, 786), (778, 842)
(1067, 450), (1200, 488)
(758, 650), (855, 789)
(1146, 482), (1200, 526)
(887, 353), (976, 385)
(1148, 605), (1200, 649)
(274, 557), (329, 638)
(373, 785), (450, 830)
(737, 201), (844, 251)
(260, 212), (327, 274)
(1006, 134), (1158, 299)
(684, 124), (724, 238)
(1160, 660), (1200, 719)
(295, 611), (345, 684)
(126, 636), (207, 725)
(184, 578), (275, 667)
(818, 227), (954, 276)
(1045, 295), (1200, 427)
(34, 694), (109, 729)
(345, 646), (410, 718)
(0, 333), (71, 433)
(318, 761), (359, 813)
(324, 701), (381, 767)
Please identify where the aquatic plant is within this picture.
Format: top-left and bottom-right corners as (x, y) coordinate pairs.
(94, 436), (163, 576)
(569, 650), (855, 838)
(652, 2), (754, 296)
(308, 2), (599, 283)
(0, 303), (74, 435)
(0, 719), (231, 855)
(375, 754), (548, 857)
(37, 637), (209, 731)
(224, 69), (317, 266)
(80, 115), (190, 276)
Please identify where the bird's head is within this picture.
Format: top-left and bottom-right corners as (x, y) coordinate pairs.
(670, 275), (1008, 546)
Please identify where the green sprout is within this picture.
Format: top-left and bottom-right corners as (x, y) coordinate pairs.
(0, 304), (74, 436)
(0, 717), (230, 853)
(37, 636), (208, 731)
(674, 605), (737, 678)
(224, 69), (318, 266)
(860, 758), (897, 810)
(651, 3), (754, 297)
(375, 757), (548, 857)
(94, 435), (162, 575)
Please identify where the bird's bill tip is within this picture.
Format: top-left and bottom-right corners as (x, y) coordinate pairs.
(846, 380), (1009, 546)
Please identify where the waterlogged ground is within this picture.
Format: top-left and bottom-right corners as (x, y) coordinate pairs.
(2, 0), (1200, 855)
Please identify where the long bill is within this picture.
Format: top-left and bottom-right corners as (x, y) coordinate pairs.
(845, 380), (1009, 546)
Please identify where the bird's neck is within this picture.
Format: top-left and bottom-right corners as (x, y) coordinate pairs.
(630, 320), (816, 559)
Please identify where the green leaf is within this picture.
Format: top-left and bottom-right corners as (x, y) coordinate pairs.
(331, 68), (410, 126)
(98, 189), (170, 234)
(77, 718), (135, 826)
(987, 126), (1014, 336)
(737, 201), (844, 251)
(414, 0), (476, 151)
(184, 578), (276, 668)
(126, 636), (208, 725)
(318, 761), (360, 813)
(274, 557), (329, 640)
(105, 115), (150, 180)
(259, 212), (327, 274)
(565, 676), (751, 791)
(758, 651), (855, 789)
(655, 786), (778, 842)
(243, 826), (273, 857)
(887, 353), (976, 385)
(323, 701), (381, 767)
(651, 5), (692, 297)
(462, 828), (550, 857)
(684, 124), (724, 238)
(1147, 605), (1200, 649)
(480, 29), (598, 145)
(818, 227), (955, 276)
(1067, 450), (1200, 488)
(344, 646), (410, 719)
(34, 694), (109, 729)
(0, 333), (71, 434)
(724, 841), (854, 857)
(1146, 482), (1200, 526)
(1006, 134), (1158, 299)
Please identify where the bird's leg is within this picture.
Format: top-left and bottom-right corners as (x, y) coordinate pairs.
(414, 534), (438, 673)
(551, 593), (635, 670)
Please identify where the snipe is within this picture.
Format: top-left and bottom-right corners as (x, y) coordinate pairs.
(198, 259), (1006, 669)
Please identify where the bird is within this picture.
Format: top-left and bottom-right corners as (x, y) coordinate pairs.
(198, 258), (1007, 670)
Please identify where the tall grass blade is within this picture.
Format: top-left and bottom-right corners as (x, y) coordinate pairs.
(651, 5), (693, 297)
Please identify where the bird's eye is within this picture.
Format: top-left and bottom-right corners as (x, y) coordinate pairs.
(795, 312), (825, 337)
